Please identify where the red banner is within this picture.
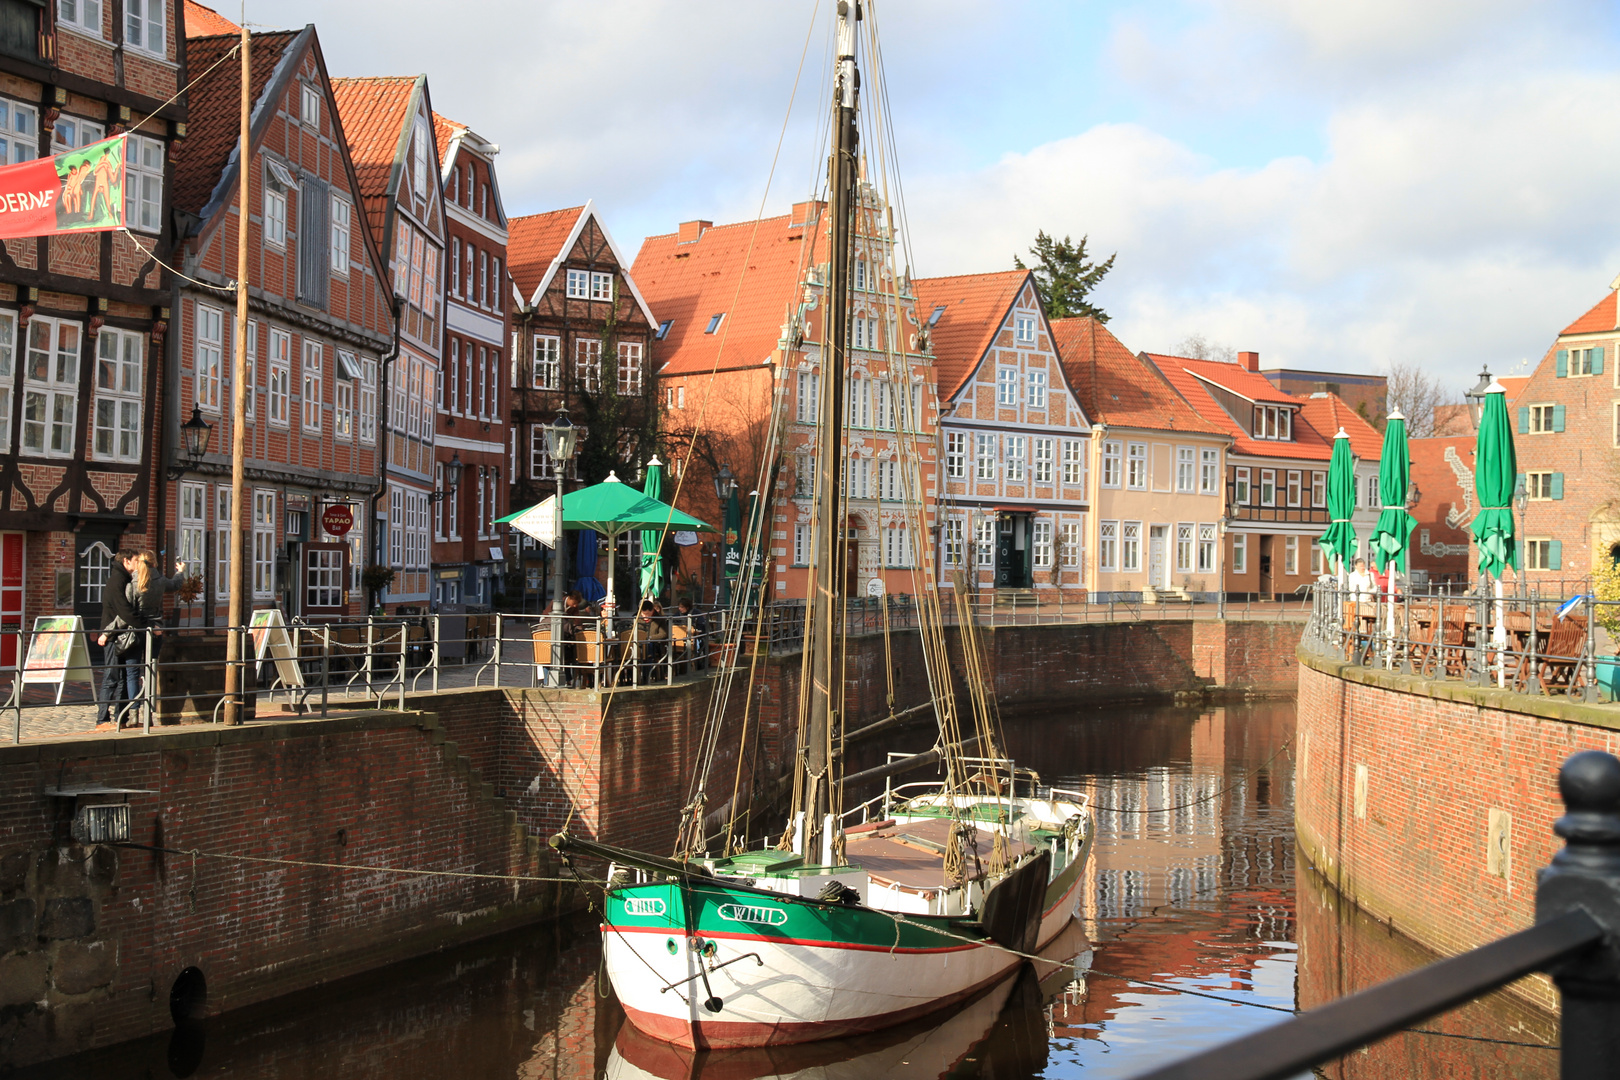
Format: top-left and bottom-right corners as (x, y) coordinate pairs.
(0, 134), (125, 240)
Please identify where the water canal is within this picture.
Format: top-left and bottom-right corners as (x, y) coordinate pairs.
(31, 700), (1557, 1080)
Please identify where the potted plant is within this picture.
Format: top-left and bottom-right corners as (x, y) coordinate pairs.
(362, 564), (396, 614)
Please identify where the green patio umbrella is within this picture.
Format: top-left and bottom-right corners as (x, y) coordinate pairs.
(1370, 410), (1415, 574)
(1470, 382), (1518, 580)
(638, 457), (665, 599)
(1318, 428), (1358, 577)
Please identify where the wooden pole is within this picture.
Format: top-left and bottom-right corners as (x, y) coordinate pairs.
(223, 23), (250, 724)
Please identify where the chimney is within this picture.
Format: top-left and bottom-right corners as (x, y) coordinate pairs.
(790, 200), (825, 228)
(678, 220), (711, 244)
(1238, 350), (1259, 372)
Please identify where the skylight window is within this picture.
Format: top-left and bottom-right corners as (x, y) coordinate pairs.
(705, 313), (725, 334)
(656, 320), (673, 340)
(929, 305), (945, 327)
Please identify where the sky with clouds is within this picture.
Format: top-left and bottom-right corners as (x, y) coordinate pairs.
(244, 0), (1620, 391)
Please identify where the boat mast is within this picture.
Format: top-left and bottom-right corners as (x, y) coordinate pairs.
(805, 0), (860, 866)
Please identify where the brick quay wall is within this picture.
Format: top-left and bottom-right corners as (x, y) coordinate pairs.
(1, 618), (1297, 1066)
(1295, 647), (1620, 1015)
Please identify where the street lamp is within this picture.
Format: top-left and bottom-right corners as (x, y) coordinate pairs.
(1514, 475), (1529, 600)
(166, 405), (214, 480)
(712, 463), (738, 501)
(713, 464), (739, 608)
(1464, 365), (1494, 430)
(429, 451), (463, 503)
(546, 409), (579, 686)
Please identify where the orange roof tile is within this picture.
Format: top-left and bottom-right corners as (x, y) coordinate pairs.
(331, 76), (419, 246)
(508, 206), (586, 300)
(1298, 392), (1383, 459)
(174, 29), (300, 216)
(183, 0), (239, 36)
(1146, 353), (1334, 460)
(1562, 291), (1617, 336)
(1051, 318), (1222, 435)
(432, 111), (462, 168)
(632, 213), (821, 376)
(912, 270), (1028, 400)
(1176, 356), (1300, 405)
(1498, 375), (1529, 403)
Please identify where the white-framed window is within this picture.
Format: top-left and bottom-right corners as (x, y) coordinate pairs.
(854, 257), (869, 291)
(793, 521), (811, 566)
(975, 433), (997, 481)
(852, 315), (879, 351)
(1099, 520), (1118, 572)
(1061, 521), (1083, 569)
(0, 99), (38, 165)
(411, 116), (429, 210)
(532, 334), (560, 390)
(267, 329), (290, 425)
(1284, 535), (1299, 576)
(51, 115), (103, 152)
(476, 347), (487, 418)
(1260, 469), (1276, 507)
(1063, 440), (1085, 487)
(1033, 437), (1054, 484)
(334, 354), (356, 439)
(474, 467), (487, 540)
(1176, 523), (1194, 573)
(1200, 448), (1219, 494)
(252, 489), (276, 598)
(1232, 533), (1248, 575)
(1312, 471), (1326, 507)
(492, 257), (503, 313)
(0, 309), (12, 451)
(590, 271), (614, 301)
(1122, 521), (1141, 572)
(299, 82), (320, 128)
(1571, 347), (1599, 377)
(22, 316), (80, 457)
(997, 366), (1018, 406)
(1235, 466), (1250, 505)
(1311, 543), (1323, 575)
(1253, 404), (1292, 441)
(1102, 440), (1121, 487)
(1033, 520), (1053, 568)
(878, 459), (900, 501)
(575, 337), (601, 391)
(94, 327), (142, 461)
(846, 377), (870, 428)
(264, 164), (287, 247)
(1529, 403), (1558, 433)
(1176, 446), (1195, 493)
(844, 457), (871, 500)
(214, 486), (232, 596)
(359, 358), (376, 443)
(1525, 538), (1559, 571)
(124, 0), (165, 56)
(478, 250), (488, 307)
(330, 196), (350, 274)
(450, 237), (461, 297)
(1026, 369), (1047, 409)
(1014, 315), (1036, 344)
(872, 380), (892, 430)
(618, 341), (643, 395)
(883, 525), (914, 568)
(447, 339), (459, 412)
(1126, 442), (1147, 490)
(434, 467), (447, 541)
(975, 518), (995, 568)
(942, 517), (964, 566)
(945, 431), (966, 478)
(1526, 471), (1559, 500)
(388, 487), (403, 566)
(1005, 435), (1026, 482)
(1197, 524), (1216, 573)
(565, 269), (589, 298)
(1365, 474), (1381, 509)
(194, 303), (222, 411)
(302, 340), (322, 432)
(243, 319), (257, 420)
(57, 0), (102, 37)
(1287, 470), (1302, 507)
(529, 425), (554, 480)
(178, 481), (206, 571)
(796, 368), (819, 424)
(406, 359), (422, 437)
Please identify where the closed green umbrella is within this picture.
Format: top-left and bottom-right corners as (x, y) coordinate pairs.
(638, 457), (665, 600)
(1319, 429), (1358, 578)
(1470, 382), (1518, 580)
(1370, 410), (1416, 574)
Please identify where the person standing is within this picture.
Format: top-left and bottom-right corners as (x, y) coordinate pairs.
(94, 549), (142, 727)
(127, 550), (187, 716)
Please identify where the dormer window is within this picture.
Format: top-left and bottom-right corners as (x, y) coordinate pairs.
(1253, 404), (1292, 441)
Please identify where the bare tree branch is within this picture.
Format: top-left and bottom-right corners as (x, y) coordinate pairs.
(1385, 360), (1452, 438)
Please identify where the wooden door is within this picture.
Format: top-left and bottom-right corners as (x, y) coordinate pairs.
(302, 543), (349, 618)
(0, 532), (21, 668)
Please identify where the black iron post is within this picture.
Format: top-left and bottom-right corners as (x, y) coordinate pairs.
(1538, 750), (1620, 1076)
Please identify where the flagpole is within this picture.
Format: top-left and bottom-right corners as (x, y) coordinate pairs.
(223, 21), (251, 724)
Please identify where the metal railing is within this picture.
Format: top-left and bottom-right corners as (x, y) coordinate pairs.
(1131, 749), (1620, 1079)
(1303, 580), (1613, 701)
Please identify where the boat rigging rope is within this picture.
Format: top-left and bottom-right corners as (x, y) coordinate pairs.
(113, 841), (601, 885)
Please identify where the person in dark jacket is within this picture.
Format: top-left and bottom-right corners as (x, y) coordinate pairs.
(94, 549), (141, 727)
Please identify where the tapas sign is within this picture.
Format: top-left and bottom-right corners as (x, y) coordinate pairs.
(249, 609), (304, 689)
(20, 615), (97, 704)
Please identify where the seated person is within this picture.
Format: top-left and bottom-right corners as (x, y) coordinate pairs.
(675, 597), (709, 669)
(626, 599), (669, 680)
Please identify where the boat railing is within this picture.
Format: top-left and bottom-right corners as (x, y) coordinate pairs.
(1046, 786), (1093, 814)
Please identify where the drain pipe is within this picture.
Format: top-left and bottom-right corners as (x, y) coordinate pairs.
(368, 296), (405, 609)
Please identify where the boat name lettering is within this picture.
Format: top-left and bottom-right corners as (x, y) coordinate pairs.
(717, 903), (788, 926)
(624, 897), (667, 917)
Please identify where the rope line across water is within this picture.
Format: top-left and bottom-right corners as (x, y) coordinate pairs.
(114, 842), (599, 885)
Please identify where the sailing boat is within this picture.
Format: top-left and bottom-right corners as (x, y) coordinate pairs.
(551, 0), (1092, 1049)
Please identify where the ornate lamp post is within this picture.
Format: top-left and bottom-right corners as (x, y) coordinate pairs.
(429, 451), (463, 503)
(546, 409), (579, 685)
(1464, 365), (1494, 430)
(1514, 475), (1529, 600)
(166, 405), (214, 481)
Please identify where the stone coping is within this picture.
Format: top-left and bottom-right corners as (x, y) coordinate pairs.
(0, 709), (436, 763)
(1297, 646), (1620, 732)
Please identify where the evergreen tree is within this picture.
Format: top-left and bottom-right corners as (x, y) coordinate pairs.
(1014, 231), (1116, 322)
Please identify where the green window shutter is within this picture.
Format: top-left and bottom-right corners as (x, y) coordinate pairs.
(1518, 406), (1529, 433)
(1557, 349), (1568, 377)
(1596, 346), (1606, 376)
(1551, 473), (1564, 499)
(1549, 540), (1562, 571)
(1553, 404), (1566, 432)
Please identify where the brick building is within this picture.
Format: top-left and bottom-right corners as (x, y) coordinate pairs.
(913, 270), (1091, 598)
(507, 203), (657, 603)
(332, 75), (445, 609)
(1406, 435), (1473, 584)
(0, 0), (185, 661)
(1260, 365), (1387, 428)
(1053, 318), (1229, 602)
(168, 20), (394, 621)
(431, 112), (508, 606)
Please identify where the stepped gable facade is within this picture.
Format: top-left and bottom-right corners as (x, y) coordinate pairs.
(431, 112), (509, 607)
(0, 0), (187, 656)
(914, 270), (1091, 597)
(332, 74), (446, 609)
(1053, 317), (1229, 601)
(169, 22), (394, 621)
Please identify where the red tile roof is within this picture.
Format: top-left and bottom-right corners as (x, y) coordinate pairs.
(1498, 375), (1529, 403)
(508, 206), (586, 300)
(1176, 356), (1300, 405)
(330, 76), (419, 246)
(1298, 392), (1383, 459)
(174, 29), (300, 216)
(1051, 318), (1221, 435)
(912, 270), (1028, 400)
(183, 0), (239, 36)
(432, 111), (462, 168)
(632, 213), (821, 376)
(1147, 353), (1333, 460)
(1562, 291), (1617, 336)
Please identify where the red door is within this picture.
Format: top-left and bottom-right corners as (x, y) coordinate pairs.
(0, 533), (23, 668)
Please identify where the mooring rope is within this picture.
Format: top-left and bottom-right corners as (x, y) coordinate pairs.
(115, 842), (600, 885)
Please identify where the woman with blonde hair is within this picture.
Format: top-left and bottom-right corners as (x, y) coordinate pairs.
(121, 550), (187, 725)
